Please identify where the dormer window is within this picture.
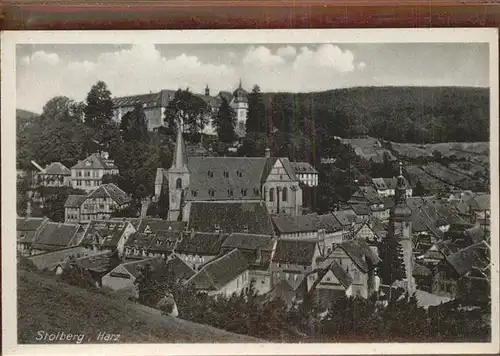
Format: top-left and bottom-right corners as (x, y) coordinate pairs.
(237, 171), (243, 178)
(85, 161), (91, 167)
(253, 188), (260, 196)
(228, 189), (234, 197)
(241, 188), (247, 197)
(215, 224), (221, 233)
(209, 189), (215, 197)
(156, 238), (161, 244)
(191, 190), (198, 197)
(243, 225), (249, 233)
(208, 171), (214, 178)
(223, 171), (229, 178)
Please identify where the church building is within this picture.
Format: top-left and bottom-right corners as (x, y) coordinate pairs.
(387, 162), (416, 295)
(155, 123), (318, 223)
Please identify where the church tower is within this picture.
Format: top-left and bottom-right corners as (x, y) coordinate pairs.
(167, 121), (190, 221)
(389, 162), (415, 295)
(231, 80), (249, 138)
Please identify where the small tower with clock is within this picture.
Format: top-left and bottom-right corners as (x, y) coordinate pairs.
(389, 162), (415, 295)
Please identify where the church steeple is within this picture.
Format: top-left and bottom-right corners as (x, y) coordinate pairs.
(170, 120), (188, 172)
(394, 161), (408, 207)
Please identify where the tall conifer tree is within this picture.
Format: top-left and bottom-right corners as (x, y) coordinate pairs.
(213, 97), (236, 143)
(246, 85), (268, 134)
(378, 226), (406, 286)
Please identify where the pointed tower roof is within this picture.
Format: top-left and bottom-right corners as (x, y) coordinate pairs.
(391, 161), (412, 219)
(169, 122), (189, 173)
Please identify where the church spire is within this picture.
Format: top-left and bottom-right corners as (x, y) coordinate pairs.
(171, 119), (188, 172)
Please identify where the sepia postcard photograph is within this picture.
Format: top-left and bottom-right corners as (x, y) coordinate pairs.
(1, 28), (499, 355)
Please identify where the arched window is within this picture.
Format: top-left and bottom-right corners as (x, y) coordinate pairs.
(269, 188), (275, 202)
(282, 187), (288, 202)
(176, 178), (182, 189)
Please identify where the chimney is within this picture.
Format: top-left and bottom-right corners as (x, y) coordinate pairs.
(256, 248), (262, 264)
(265, 147), (271, 158)
(205, 85), (210, 96)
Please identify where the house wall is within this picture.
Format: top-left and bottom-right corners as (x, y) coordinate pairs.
(208, 270), (250, 297)
(102, 265), (136, 292)
(263, 159), (302, 216)
(168, 170), (190, 222)
(279, 231), (317, 240)
(177, 253), (215, 271)
(79, 197), (129, 223)
(296, 173), (319, 187)
(432, 265), (458, 298)
(71, 168), (119, 192)
(35, 174), (71, 188)
(355, 224), (375, 241)
(65, 207), (82, 223)
(270, 245), (320, 287)
(249, 269), (272, 295)
(321, 249), (370, 299)
(233, 101), (248, 137)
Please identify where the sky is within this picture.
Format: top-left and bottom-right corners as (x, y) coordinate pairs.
(16, 43), (489, 113)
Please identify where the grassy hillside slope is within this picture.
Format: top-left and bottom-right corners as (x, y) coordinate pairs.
(18, 268), (261, 344)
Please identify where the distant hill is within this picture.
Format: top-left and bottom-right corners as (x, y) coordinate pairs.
(16, 109), (39, 120)
(17, 268), (261, 344)
(260, 86), (490, 144)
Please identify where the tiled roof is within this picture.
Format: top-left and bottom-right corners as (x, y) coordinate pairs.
(359, 186), (383, 204)
(188, 202), (274, 235)
(184, 157), (272, 201)
(72, 251), (115, 273)
(222, 233), (274, 251)
(186, 249), (253, 291)
(467, 194), (490, 211)
(112, 92), (163, 108)
(71, 153), (117, 170)
(42, 162), (71, 175)
(28, 246), (89, 270)
(137, 219), (185, 234)
(80, 220), (129, 249)
(17, 217), (48, 232)
(372, 178), (388, 190)
(175, 232), (228, 256)
(326, 261), (353, 288)
(148, 230), (181, 253)
(272, 214), (318, 234)
(338, 239), (381, 273)
(30, 222), (81, 251)
(317, 213), (343, 233)
(445, 241), (490, 277)
(267, 279), (297, 305)
(124, 232), (156, 249)
(413, 262), (432, 277)
(166, 254), (196, 281)
(350, 203), (371, 216)
(120, 257), (164, 278)
(64, 194), (87, 208)
(463, 225), (486, 244)
(332, 209), (357, 227)
(87, 183), (130, 206)
(290, 161), (318, 175)
(273, 239), (318, 265)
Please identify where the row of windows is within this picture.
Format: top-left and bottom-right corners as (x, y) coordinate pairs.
(75, 180), (100, 187)
(268, 187), (288, 202)
(207, 170), (244, 179)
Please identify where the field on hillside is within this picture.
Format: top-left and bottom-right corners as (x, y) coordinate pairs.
(17, 268), (260, 344)
(390, 141), (489, 160)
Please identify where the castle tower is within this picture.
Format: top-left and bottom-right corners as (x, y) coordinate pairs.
(389, 162), (415, 295)
(231, 79), (249, 138)
(167, 120), (190, 221)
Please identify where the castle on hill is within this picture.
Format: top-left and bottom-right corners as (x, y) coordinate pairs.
(154, 123), (319, 223)
(111, 82), (249, 137)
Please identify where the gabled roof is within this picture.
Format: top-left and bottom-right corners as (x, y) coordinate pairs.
(358, 186), (383, 204)
(30, 222), (82, 251)
(186, 249), (253, 291)
(112, 92), (163, 108)
(28, 246), (89, 270)
(467, 194), (490, 211)
(71, 153), (117, 170)
(290, 161), (318, 175)
(64, 194), (87, 208)
(272, 214), (318, 234)
(188, 202), (274, 235)
(124, 232), (156, 249)
(323, 261), (353, 288)
(464, 225), (486, 244)
(166, 254), (196, 281)
(317, 213), (343, 233)
(267, 279), (297, 305)
(87, 183), (130, 206)
(350, 203), (371, 216)
(413, 262), (432, 277)
(41, 162), (71, 175)
(136, 219), (185, 234)
(148, 230), (181, 253)
(273, 239), (318, 265)
(17, 217), (48, 232)
(184, 157), (272, 201)
(445, 241), (490, 277)
(338, 239), (381, 273)
(119, 257), (163, 279)
(332, 209), (358, 227)
(372, 178), (388, 190)
(79, 220), (130, 249)
(71, 251), (115, 273)
(176, 232), (228, 256)
(279, 158), (298, 181)
(222, 233), (274, 251)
